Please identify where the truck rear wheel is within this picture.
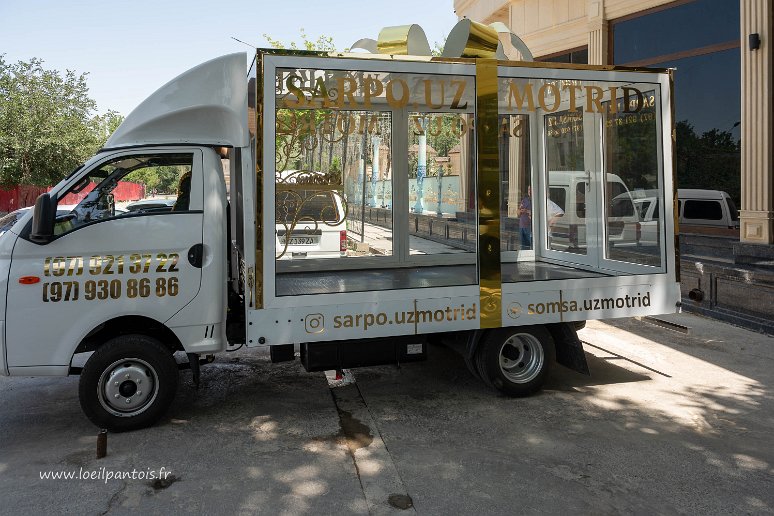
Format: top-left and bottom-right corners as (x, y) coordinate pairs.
(477, 326), (554, 397)
(79, 335), (178, 432)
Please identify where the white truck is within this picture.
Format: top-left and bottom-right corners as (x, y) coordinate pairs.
(0, 44), (680, 431)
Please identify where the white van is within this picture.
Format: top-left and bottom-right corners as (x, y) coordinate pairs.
(677, 189), (739, 230)
(631, 194), (660, 245)
(548, 171), (640, 250)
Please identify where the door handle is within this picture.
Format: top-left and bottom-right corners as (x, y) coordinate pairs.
(188, 244), (204, 268)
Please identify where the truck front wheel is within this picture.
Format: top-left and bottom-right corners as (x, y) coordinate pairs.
(476, 326), (554, 397)
(79, 335), (179, 432)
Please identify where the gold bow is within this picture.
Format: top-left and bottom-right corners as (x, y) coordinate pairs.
(350, 19), (534, 61)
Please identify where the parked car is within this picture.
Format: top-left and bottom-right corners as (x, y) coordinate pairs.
(124, 198), (177, 214)
(275, 187), (347, 261)
(631, 194), (660, 246)
(0, 206), (76, 237)
(677, 189), (739, 230)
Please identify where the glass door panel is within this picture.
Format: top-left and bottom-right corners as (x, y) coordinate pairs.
(407, 112), (476, 257)
(601, 86), (665, 271)
(541, 107), (599, 267)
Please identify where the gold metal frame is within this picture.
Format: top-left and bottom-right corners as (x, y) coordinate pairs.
(475, 58), (502, 328)
(254, 51), (263, 309)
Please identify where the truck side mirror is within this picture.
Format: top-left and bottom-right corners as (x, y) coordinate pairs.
(30, 193), (56, 244)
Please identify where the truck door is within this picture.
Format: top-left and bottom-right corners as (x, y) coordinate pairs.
(5, 149), (204, 371)
(538, 81), (667, 274)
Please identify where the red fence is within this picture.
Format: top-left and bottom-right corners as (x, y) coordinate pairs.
(0, 182), (145, 213)
(57, 181), (145, 207)
(0, 185), (48, 213)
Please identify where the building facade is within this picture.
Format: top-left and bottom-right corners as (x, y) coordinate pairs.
(454, 0), (774, 245)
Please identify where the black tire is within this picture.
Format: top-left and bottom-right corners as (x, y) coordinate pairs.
(477, 326), (555, 397)
(79, 335), (179, 432)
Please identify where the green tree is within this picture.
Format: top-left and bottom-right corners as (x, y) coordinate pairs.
(0, 55), (115, 187)
(124, 166), (180, 195)
(263, 28), (339, 52)
(675, 120), (741, 206)
(92, 110), (125, 143)
(427, 115), (461, 159)
(266, 31), (345, 178)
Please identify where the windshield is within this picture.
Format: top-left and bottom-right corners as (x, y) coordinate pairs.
(54, 153), (192, 236)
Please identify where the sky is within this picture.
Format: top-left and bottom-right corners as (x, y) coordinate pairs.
(0, 0), (459, 115)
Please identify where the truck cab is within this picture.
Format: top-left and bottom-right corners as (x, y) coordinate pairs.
(0, 53), (247, 430)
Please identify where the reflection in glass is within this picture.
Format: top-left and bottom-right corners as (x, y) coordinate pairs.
(274, 105), (393, 262)
(657, 50), (741, 207)
(499, 114), (532, 254)
(545, 109), (586, 255)
(612, 0), (739, 65)
(603, 89), (662, 267)
(612, 1), (741, 209)
(407, 112), (476, 256)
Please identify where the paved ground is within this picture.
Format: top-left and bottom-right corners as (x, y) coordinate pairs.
(354, 222), (468, 256)
(1, 313), (773, 514)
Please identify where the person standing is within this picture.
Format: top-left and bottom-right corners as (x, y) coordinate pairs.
(518, 186), (533, 250)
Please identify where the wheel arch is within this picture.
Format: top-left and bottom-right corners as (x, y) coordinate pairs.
(72, 315), (184, 360)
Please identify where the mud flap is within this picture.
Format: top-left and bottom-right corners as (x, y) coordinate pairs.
(547, 323), (590, 375)
(462, 330), (484, 380)
(187, 353), (201, 388)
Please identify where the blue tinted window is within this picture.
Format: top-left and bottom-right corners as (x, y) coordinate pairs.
(656, 48), (741, 139)
(613, 0), (739, 64)
(613, 0), (742, 206)
(664, 48), (742, 206)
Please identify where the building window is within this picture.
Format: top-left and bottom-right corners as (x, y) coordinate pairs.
(537, 47), (588, 65)
(611, 0), (741, 207)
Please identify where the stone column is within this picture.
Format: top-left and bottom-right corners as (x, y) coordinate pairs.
(371, 136), (380, 207)
(507, 130), (522, 218)
(587, 0), (608, 65)
(414, 118), (427, 214)
(739, 0), (774, 244)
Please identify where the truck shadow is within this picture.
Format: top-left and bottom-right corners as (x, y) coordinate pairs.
(545, 351), (652, 392)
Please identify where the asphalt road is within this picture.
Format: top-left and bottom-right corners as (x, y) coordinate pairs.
(1, 313), (773, 515)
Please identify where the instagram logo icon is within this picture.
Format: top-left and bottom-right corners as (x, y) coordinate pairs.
(305, 313), (324, 334)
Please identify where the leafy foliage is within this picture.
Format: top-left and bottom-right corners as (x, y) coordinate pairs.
(605, 107), (658, 190)
(675, 120), (740, 206)
(124, 166), (181, 195)
(408, 114), (463, 177)
(0, 55), (123, 187)
(263, 29), (340, 52)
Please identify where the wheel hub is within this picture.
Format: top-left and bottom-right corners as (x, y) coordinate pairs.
(99, 360), (157, 414)
(118, 380), (138, 397)
(498, 334), (544, 384)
